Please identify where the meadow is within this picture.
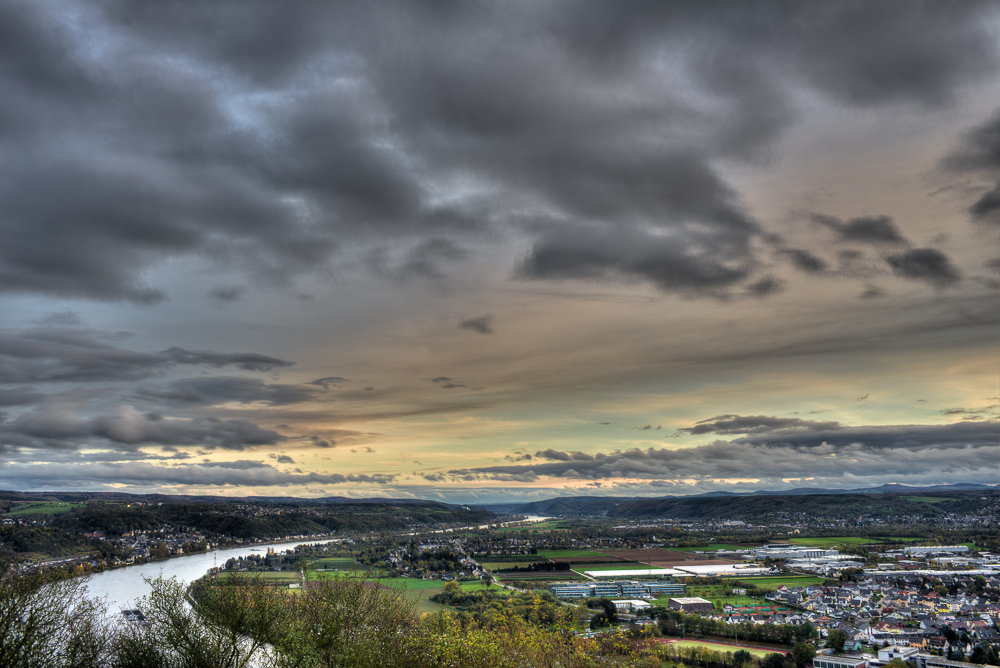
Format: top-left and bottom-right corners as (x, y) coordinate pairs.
(536, 549), (608, 558)
(7, 502), (86, 517)
(570, 561), (662, 572)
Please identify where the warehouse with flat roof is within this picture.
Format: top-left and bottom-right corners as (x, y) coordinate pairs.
(668, 596), (714, 612)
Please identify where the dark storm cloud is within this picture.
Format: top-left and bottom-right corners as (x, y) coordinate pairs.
(309, 377), (350, 389)
(517, 224), (753, 295)
(459, 315), (494, 335)
(944, 109), (1000, 172)
(859, 285), (886, 299)
(0, 387), (47, 407)
(427, 377), (466, 389)
(368, 239), (469, 282)
(968, 185), (1000, 224)
(161, 348), (294, 372)
(1, 1), (995, 301)
(1, 402), (286, 452)
(136, 376), (319, 406)
(207, 286), (245, 304)
(0, 327), (293, 384)
(886, 248), (961, 287)
(812, 214), (908, 244)
(780, 249), (828, 274)
(678, 414), (843, 436)
(455, 419), (998, 482)
(942, 109), (1000, 225)
(1, 461), (396, 489)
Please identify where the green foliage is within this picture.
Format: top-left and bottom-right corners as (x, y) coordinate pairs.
(0, 559), (109, 668)
(791, 643), (816, 668)
(826, 629), (846, 653)
(431, 585), (575, 629)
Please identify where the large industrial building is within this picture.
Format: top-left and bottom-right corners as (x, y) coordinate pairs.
(755, 544), (840, 560)
(667, 596), (714, 612)
(547, 580), (684, 599)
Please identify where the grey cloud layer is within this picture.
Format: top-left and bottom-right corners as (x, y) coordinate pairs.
(2, 1), (996, 300)
(448, 419), (998, 483)
(1, 402), (286, 453)
(136, 376), (321, 406)
(0, 327), (293, 384)
(1, 461), (395, 489)
(943, 110), (1000, 225)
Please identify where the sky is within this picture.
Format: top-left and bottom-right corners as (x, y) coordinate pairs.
(1, 0), (998, 505)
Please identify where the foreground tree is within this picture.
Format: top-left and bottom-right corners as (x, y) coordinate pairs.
(114, 574), (281, 668)
(0, 558), (109, 668)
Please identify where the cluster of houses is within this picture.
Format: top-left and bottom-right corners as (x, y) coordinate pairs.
(765, 574), (1000, 656)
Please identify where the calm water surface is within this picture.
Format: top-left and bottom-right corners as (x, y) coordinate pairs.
(82, 540), (326, 611)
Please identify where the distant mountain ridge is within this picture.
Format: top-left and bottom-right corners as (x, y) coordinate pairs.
(506, 483), (998, 520)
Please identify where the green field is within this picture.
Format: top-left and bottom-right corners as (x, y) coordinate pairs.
(788, 536), (874, 547)
(495, 571), (587, 582)
(458, 581), (502, 592)
(874, 536), (922, 542)
(902, 496), (958, 504)
(6, 502), (85, 517)
(217, 571), (303, 583)
(686, 584), (734, 597)
(672, 544), (751, 552)
(536, 549), (608, 558)
(733, 576), (825, 590)
(571, 561), (662, 572)
(662, 639), (784, 658)
(313, 558), (357, 570)
(482, 562), (537, 571)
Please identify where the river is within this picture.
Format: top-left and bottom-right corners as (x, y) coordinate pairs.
(81, 540), (327, 611)
(81, 515), (554, 611)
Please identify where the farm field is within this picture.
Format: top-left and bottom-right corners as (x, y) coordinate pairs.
(571, 561), (664, 572)
(547, 555), (626, 564)
(733, 576), (825, 590)
(7, 502), (86, 517)
(495, 571), (587, 581)
(536, 549), (608, 558)
(660, 639), (787, 658)
(482, 562), (540, 571)
(216, 570), (302, 583)
(672, 544), (754, 552)
(603, 549), (738, 567)
(313, 558), (357, 570)
(875, 536), (922, 542)
(902, 496), (958, 504)
(788, 536), (874, 547)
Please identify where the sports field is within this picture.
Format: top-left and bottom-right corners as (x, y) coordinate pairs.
(661, 639), (787, 658)
(733, 576), (825, 590)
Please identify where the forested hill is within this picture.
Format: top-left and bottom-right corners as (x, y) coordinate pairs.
(2, 491), (494, 539)
(514, 489), (998, 521)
